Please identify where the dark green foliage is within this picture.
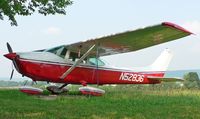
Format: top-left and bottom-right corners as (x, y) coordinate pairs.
(184, 72), (200, 89)
(0, 0), (72, 26)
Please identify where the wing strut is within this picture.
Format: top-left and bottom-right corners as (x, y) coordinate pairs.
(60, 44), (96, 80)
(95, 43), (100, 85)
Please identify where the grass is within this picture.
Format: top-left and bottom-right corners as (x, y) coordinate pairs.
(0, 86), (200, 119)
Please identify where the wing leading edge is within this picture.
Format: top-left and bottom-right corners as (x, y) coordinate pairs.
(66, 22), (192, 57)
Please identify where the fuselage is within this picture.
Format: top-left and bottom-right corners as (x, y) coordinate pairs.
(5, 51), (164, 85)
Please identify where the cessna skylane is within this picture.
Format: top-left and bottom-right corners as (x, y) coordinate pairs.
(4, 22), (193, 96)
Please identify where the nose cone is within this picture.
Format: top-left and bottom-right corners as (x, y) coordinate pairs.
(4, 53), (17, 60)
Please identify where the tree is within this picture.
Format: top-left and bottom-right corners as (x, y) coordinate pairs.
(183, 72), (200, 89)
(0, 0), (72, 26)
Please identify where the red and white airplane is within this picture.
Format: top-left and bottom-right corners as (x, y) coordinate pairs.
(4, 22), (192, 96)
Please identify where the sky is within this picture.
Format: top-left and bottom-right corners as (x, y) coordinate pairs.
(1, 0), (200, 78)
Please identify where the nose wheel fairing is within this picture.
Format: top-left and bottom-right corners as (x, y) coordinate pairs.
(19, 86), (43, 95)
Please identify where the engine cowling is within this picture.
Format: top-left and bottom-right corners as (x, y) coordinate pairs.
(79, 86), (105, 96)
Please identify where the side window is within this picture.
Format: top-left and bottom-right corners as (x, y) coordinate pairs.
(88, 58), (105, 66)
(69, 52), (78, 61)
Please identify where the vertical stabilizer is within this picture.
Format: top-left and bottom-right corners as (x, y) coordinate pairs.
(150, 49), (173, 71)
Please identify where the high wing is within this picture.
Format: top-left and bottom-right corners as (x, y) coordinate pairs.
(66, 22), (192, 57)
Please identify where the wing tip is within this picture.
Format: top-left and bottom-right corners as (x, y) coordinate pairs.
(162, 22), (193, 35)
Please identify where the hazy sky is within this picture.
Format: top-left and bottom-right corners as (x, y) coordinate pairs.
(1, 0), (200, 78)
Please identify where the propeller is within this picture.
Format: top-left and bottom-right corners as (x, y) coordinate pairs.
(6, 42), (20, 80)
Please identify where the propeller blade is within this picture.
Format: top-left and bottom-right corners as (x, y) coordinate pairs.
(12, 60), (20, 72)
(6, 42), (13, 53)
(10, 69), (14, 80)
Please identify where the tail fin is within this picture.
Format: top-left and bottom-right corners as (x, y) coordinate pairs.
(149, 48), (173, 71)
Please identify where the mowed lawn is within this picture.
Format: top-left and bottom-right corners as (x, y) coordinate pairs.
(0, 86), (200, 119)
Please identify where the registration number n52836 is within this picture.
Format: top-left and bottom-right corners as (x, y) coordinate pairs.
(119, 72), (144, 82)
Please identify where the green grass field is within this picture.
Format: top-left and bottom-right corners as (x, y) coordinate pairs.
(0, 86), (200, 119)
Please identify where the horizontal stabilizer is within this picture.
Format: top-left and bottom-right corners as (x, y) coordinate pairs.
(148, 76), (184, 82)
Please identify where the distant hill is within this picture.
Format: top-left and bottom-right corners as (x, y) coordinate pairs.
(0, 77), (33, 87)
(165, 69), (200, 78)
(0, 77), (31, 82)
(0, 80), (22, 87)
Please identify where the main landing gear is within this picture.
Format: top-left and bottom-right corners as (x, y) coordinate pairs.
(46, 83), (105, 96)
(46, 84), (68, 94)
(20, 81), (105, 96)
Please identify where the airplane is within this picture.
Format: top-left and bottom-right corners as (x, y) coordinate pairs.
(4, 22), (193, 96)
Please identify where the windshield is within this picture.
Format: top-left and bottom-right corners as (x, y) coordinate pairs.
(44, 45), (67, 58)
